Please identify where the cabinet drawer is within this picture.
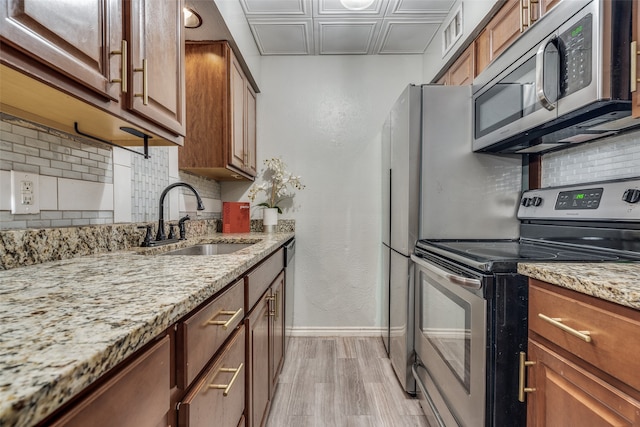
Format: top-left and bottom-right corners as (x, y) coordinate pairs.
(246, 248), (283, 311)
(529, 280), (640, 390)
(179, 326), (245, 427)
(50, 336), (170, 427)
(177, 279), (244, 388)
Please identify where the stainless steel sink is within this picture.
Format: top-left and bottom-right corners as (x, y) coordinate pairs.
(162, 243), (254, 255)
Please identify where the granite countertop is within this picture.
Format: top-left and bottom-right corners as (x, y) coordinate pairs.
(0, 232), (294, 427)
(518, 262), (640, 310)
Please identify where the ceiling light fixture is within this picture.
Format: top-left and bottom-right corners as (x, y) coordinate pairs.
(339, 0), (375, 11)
(183, 7), (202, 28)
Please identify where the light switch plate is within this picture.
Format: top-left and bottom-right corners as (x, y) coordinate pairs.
(11, 171), (40, 214)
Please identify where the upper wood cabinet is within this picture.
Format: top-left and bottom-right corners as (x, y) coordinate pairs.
(0, 0), (185, 144)
(180, 41), (257, 181)
(0, 0), (121, 101)
(475, 0), (521, 76)
(127, 0), (185, 136)
(438, 0), (564, 83)
(443, 44), (475, 86)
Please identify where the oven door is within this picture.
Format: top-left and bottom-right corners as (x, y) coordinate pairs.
(411, 254), (488, 427)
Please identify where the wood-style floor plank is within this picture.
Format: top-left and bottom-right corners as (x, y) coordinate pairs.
(267, 337), (430, 427)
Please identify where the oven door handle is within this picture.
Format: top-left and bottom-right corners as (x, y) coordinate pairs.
(411, 254), (482, 290)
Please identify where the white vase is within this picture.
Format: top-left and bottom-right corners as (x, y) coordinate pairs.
(263, 207), (278, 233)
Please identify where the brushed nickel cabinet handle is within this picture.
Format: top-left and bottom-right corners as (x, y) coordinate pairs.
(538, 313), (592, 343)
(208, 363), (244, 396)
(520, 0), (529, 33)
(205, 308), (243, 329)
(529, 0), (539, 24)
(134, 58), (148, 105)
(518, 352), (536, 402)
(110, 40), (128, 93)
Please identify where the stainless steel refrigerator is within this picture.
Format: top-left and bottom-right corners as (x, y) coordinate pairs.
(381, 84), (521, 395)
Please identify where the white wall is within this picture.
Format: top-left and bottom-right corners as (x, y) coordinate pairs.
(224, 55), (423, 332)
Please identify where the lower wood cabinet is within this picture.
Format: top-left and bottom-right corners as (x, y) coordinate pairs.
(523, 279), (640, 426)
(270, 273), (285, 393)
(49, 335), (171, 427)
(248, 270), (286, 427)
(527, 339), (640, 426)
(248, 289), (271, 427)
(178, 326), (246, 427)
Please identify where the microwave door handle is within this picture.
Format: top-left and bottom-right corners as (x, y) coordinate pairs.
(411, 254), (482, 290)
(535, 36), (558, 111)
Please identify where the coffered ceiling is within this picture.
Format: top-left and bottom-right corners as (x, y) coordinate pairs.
(238, 0), (456, 55)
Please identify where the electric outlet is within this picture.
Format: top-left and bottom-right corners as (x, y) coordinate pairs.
(11, 171), (40, 214)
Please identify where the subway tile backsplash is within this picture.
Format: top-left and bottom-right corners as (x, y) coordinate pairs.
(0, 114), (223, 230)
(542, 131), (640, 187)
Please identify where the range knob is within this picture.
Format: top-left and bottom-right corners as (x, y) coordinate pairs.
(622, 188), (640, 204)
(532, 196), (543, 206)
(521, 197), (532, 207)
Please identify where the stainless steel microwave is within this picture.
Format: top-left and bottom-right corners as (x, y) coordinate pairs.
(472, 0), (638, 154)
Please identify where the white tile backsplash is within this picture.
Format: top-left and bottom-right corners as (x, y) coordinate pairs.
(39, 175), (58, 210)
(542, 132), (640, 187)
(113, 163), (132, 223)
(58, 179), (114, 211)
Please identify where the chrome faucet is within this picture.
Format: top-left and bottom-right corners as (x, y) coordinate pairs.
(155, 182), (205, 242)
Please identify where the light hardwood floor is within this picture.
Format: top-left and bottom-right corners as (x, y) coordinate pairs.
(266, 337), (430, 427)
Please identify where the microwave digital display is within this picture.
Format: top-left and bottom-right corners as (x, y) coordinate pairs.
(559, 14), (593, 97)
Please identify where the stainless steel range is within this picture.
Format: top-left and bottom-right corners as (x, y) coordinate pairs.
(412, 178), (640, 427)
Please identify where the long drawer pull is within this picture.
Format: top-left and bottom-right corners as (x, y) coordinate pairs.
(205, 308), (243, 329)
(538, 313), (592, 343)
(208, 363), (244, 396)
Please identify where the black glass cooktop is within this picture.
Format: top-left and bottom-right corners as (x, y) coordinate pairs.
(414, 239), (636, 273)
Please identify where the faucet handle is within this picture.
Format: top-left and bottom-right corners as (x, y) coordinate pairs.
(137, 225), (153, 247)
(178, 215), (190, 240)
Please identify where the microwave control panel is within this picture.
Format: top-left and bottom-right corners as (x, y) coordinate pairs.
(559, 13), (593, 97)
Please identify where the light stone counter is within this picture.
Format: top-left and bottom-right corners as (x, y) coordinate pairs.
(518, 262), (640, 310)
(0, 232), (294, 427)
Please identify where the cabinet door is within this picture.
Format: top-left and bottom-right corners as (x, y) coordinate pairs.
(230, 52), (247, 172)
(50, 336), (170, 427)
(474, 0), (521, 76)
(245, 82), (257, 176)
(128, 0), (185, 136)
(448, 44), (474, 85)
(270, 273), (285, 395)
(541, 0), (561, 15)
(0, 0), (121, 100)
(526, 340), (640, 427)
(250, 294), (271, 427)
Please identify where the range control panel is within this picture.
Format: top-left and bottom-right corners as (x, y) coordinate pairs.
(555, 187), (602, 210)
(518, 179), (640, 221)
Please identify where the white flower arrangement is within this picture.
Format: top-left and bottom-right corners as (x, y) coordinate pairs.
(248, 157), (305, 213)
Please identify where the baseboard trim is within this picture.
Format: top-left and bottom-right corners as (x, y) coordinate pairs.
(289, 326), (384, 337)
